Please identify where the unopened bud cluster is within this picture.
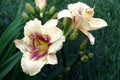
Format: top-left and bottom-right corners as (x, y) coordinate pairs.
(22, 1), (57, 21)
(79, 51), (94, 62)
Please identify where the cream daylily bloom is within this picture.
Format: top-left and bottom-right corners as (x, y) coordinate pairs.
(14, 18), (65, 76)
(35, 0), (46, 12)
(58, 2), (108, 45)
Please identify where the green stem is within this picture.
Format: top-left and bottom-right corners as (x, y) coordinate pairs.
(64, 27), (73, 38)
(61, 45), (66, 68)
(70, 55), (80, 69)
(80, 37), (88, 51)
(68, 29), (78, 40)
(61, 44), (67, 80)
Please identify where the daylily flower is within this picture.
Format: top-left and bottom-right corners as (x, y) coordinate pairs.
(35, 0), (46, 12)
(14, 18), (65, 76)
(58, 2), (108, 45)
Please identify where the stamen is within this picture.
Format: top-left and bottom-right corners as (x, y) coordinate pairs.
(29, 33), (51, 60)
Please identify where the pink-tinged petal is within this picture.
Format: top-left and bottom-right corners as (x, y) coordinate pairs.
(47, 54), (58, 65)
(21, 52), (47, 76)
(48, 36), (65, 54)
(43, 19), (58, 29)
(14, 39), (30, 53)
(58, 9), (72, 19)
(88, 18), (108, 31)
(24, 18), (46, 37)
(80, 29), (95, 45)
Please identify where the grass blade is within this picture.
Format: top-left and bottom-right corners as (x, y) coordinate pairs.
(0, 52), (22, 80)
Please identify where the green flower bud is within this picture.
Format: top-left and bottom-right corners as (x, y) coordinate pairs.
(34, 7), (40, 13)
(22, 12), (29, 20)
(25, 3), (35, 15)
(40, 12), (44, 18)
(81, 55), (89, 62)
(65, 67), (71, 72)
(51, 13), (58, 19)
(79, 51), (84, 56)
(49, 6), (56, 15)
(88, 53), (94, 58)
(45, 11), (49, 15)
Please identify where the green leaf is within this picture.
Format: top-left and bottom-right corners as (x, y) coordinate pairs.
(0, 0), (25, 57)
(0, 52), (22, 80)
(0, 0), (26, 64)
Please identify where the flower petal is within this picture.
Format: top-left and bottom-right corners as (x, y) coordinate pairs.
(88, 18), (108, 30)
(47, 54), (58, 65)
(21, 52), (47, 76)
(73, 11), (91, 30)
(44, 26), (64, 43)
(24, 18), (46, 37)
(81, 8), (94, 21)
(42, 19), (64, 42)
(14, 39), (30, 53)
(43, 19), (58, 29)
(80, 29), (95, 45)
(68, 2), (81, 11)
(58, 9), (72, 19)
(68, 2), (90, 12)
(48, 36), (65, 54)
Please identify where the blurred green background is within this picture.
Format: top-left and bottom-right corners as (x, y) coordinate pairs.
(0, 0), (120, 80)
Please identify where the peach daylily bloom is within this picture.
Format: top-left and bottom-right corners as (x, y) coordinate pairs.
(14, 18), (65, 76)
(58, 2), (108, 45)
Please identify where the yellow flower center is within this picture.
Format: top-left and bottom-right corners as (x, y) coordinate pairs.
(29, 33), (51, 60)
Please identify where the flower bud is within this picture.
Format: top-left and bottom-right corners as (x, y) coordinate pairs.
(22, 12), (29, 20)
(49, 6), (56, 15)
(65, 67), (71, 72)
(80, 38), (88, 51)
(35, 0), (46, 12)
(81, 55), (89, 62)
(51, 13), (58, 19)
(88, 53), (94, 58)
(40, 12), (44, 18)
(45, 11), (49, 15)
(79, 51), (84, 56)
(34, 7), (40, 13)
(25, 3), (35, 15)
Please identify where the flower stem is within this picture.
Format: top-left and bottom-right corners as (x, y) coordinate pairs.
(80, 37), (88, 51)
(61, 45), (67, 80)
(64, 27), (73, 38)
(71, 55), (80, 69)
(61, 45), (66, 69)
